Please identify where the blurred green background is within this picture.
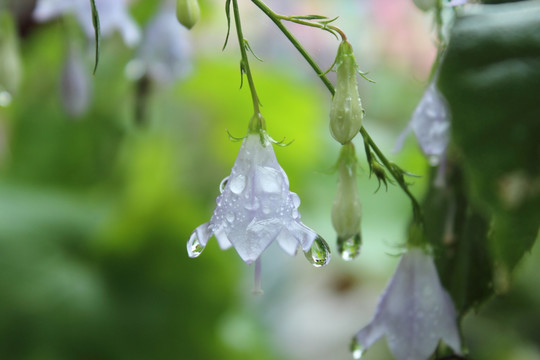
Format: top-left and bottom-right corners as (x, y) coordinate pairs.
(0, 0), (539, 359)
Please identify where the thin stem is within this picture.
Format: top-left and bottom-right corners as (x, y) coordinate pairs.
(251, 0), (336, 95)
(276, 15), (347, 40)
(252, 0), (422, 221)
(232, 0), (261, 118)
(253, 258), (263, 295)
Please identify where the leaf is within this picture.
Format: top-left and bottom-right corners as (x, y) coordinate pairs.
(89, 0), (101, 75)
(438, 1), (540, 271)
(422, 162), (494, 315)
(222, 0), (232, 50)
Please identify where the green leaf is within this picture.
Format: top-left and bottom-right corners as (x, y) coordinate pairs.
(89, 0), (101, 75)
(423, 162), (494, 315)
(222, 0), (232, 50)
(438, 1), (540, 271)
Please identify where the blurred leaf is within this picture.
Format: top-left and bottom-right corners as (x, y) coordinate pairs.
(423, 162), (494, 315)
(438, 1), (540, 271)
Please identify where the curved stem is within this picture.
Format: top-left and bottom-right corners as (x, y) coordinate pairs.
(251, 0), (422, 222)
(232, 0), (262, 119)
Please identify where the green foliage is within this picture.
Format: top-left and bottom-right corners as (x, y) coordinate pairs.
(438, 1), (540, 272)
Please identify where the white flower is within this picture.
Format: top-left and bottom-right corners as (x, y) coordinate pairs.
(126, 2), (192, 83)
(394, 81), (450, 163)
(33, 0), (140, 46)
(353, 248), (461, 360)
(187, 133), (323, 265)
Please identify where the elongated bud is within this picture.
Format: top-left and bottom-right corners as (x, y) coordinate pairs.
(330, 41), (364, 144)
(332, 143), (362, 260)
(0, 12), (22, 106)
(176, 0), (200, 30)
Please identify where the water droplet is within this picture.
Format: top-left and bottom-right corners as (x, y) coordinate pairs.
(304, 236), (331, 267)
(262, 205), (271, 214)
(291, 193), (301, 207)
(229, 174), (246, 194)
(187, 232), (205, 258)
(292, 208), (299, 219)
(219, 177), (229, 193)
(256, 166), (282, 193)
(338, 233), (361, 261)
(350, 338), (365, 359)
(225, 212), (235, 222)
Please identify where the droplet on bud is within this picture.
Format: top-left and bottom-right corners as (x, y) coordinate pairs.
(187, 231), (205, 258)
(304, 236), (331, 267)
(350, 338), (365, 359)
(338, 233), (361, 261)
(219, 176), (229, 193)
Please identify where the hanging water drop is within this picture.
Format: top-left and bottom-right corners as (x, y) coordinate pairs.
(229, 174), (246, 194)
(304, 236), (331, 267)
(350, 338), (365, 359)
(225, 212), (235, 223)
(187, 232), (205, 258)
(338, 233), (361, 261)
(219, 176), (229, 193)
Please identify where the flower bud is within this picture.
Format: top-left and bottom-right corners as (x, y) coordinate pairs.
(330, 41), (364, 144)
(176, 0), (200, 30)
(60, 45), (91, 117)
(0, 12), (22, 104)
(332, 143), (362, 260)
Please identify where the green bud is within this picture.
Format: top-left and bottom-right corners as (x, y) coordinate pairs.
(332, 143), (362, 246)
(330, 41), (364, 145)
(0, 12), (22, 100)
(176, 0), (200, 30)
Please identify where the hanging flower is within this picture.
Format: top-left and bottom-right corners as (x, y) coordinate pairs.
(187, 130), (330, 269)
(126, 1), (192, 84)
(33, 0), (140, 46)
(352, 248), (461, 360)
(394, 81), (450, 165)
(60, 44), (91, 117)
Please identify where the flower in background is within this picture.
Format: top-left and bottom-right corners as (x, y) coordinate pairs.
(188, 131), (330, 269)
(394, 81), (450, 165)
(352, 248), (461, 360)
(33, 0), (140, 46)
(0, 12), (22, 107)
(125, 1), (192, 84)
(60, 44), (91, 117)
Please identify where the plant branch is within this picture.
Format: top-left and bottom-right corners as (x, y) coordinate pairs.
(251, 0), (422, 221)
(232, 0), (262, 119)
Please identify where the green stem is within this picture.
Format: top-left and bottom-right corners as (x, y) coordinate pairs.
(252, 0), (422, 222)
(251, 0), (336, 96)
(232, 0), (262, 122)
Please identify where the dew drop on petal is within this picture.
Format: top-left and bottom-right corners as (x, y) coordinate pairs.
(219, 177), (229, 193)
(304, 236), (331, 267)
(229, 174), (246, 194)
(257, 166), (282, 193)
(291, 193), (301, 208)
(338, 234), (361, 261)
(225, 212), (235, 223)
(350, 338), (365, 359)
(187, 231), (205, 258)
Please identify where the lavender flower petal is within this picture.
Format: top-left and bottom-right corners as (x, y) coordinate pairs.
(355, 248), (461, 360)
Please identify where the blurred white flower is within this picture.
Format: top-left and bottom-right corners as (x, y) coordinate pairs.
(353, 248), (461, 360)
(60, 45), (91, 117)
(33, 0), (140, 46)
(188, 132), (325, 265)
(394, 81), (450, 164)
(126, 2), (192, 83)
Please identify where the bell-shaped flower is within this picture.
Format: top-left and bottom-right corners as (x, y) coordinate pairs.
(33, 0), (140, 46)
(394, 81), (450, 164)
(60, 45), (91, 117)
(352, 248), (461, 360)
(329, 40), (364, 145)
(187, 131), (329, 268)
(126, 1), (192, 84)
(332, 143), (362, 261)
